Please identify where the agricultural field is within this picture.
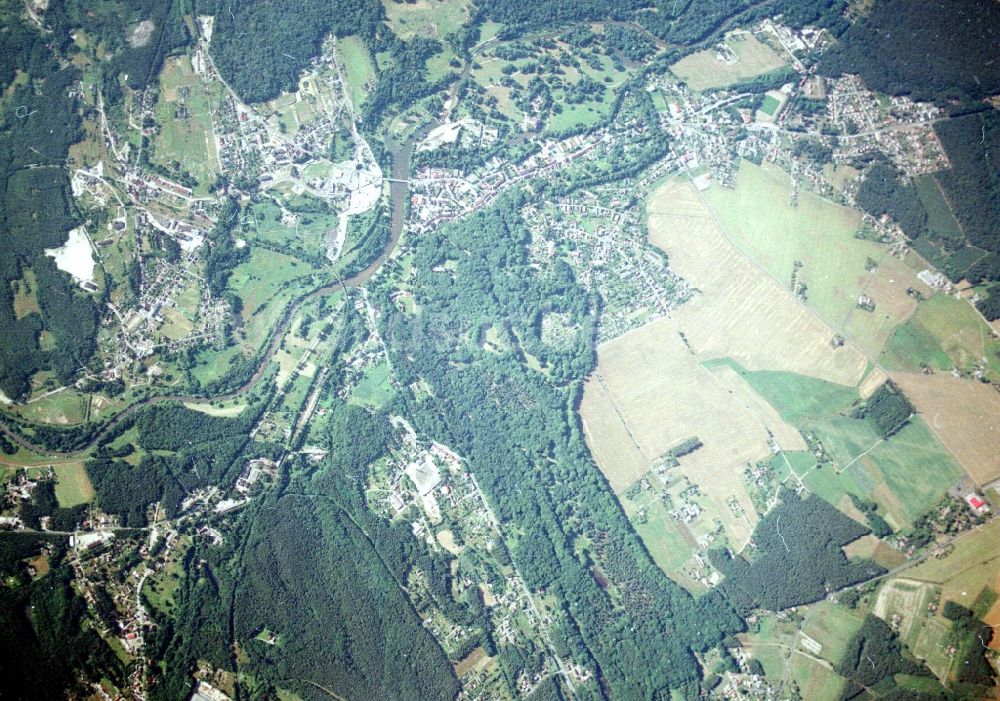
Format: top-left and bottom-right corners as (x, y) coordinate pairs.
(701, 161), (928, 358)
(842, 534), (906, 569)
(151, 55), (222, 190)
(579, 377), (649, 493)
(53, 461), (95, 507)
(647, 178), (869, 387)
(338, 36), (377, 110)
(584, 318), (805, 547)
(669, 32), (787, 92)
(881, 292), (1000, 381)
(890, 371), (1000, 485)
(905, 519), (1000, 607)
(803, 416), (963, 530)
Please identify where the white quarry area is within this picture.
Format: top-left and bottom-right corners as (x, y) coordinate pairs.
(45, 227), (97, 289)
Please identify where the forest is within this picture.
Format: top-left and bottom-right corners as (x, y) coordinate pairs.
(835, 615), (943, 700)
(819, 0), (1000, 103)
(375, 194), (752, 697)
(0, 29), (99, 399)
(852, 382), (914, 438)
(711, 490), (880, 613)
(855, 163), (927, 240)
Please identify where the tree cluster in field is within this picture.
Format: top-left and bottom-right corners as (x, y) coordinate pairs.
(711, 489), (881, 613)
(851, 382), (913, 439)
(942, 602), (999, 690)
(835, 614), (942, 700)
(848, 494), (892, 537)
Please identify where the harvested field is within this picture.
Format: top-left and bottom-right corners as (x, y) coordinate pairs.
(842, 534), (906, 569)
(585, 319), (805, 545)
(891, 371), (1000, 485)
(579, 378), (649, 493)
(647, 178), (868, 387)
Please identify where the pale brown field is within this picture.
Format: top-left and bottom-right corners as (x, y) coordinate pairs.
(858, 367), (888, 399)
(579, 377), (650, 493)
(840, 253), (926, 358)
(891, 371), (1000, 485)
(842, 534), (906, 569)
(585, 319), (805, 545)
(647, 179), (869, 387)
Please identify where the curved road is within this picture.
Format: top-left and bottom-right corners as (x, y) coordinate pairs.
(0, 137), (416, 459)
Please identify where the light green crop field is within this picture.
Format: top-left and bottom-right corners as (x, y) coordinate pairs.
(914, 174), (964, 245)
(703, 161), (921, 357)
(339, 36), (377, 110)
(624, 495), (695, 583)
(804, 416), (962, 529)
(54, 461), (95, 507)
(702, 358), (857, 424)
(350, 361), (394, 408)
(881, 292), (1000, 380)
(669, 33), (787, 91)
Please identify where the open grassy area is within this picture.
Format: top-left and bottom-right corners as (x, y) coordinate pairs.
(622, 491), (695, 585)
(702, 161), (925, 358)
(804, 416), (962, 530)
(54, 461), (95, 507)
(703, 358), (857, 424)
(339, 36), (377, 110)
(14, 389), (91, 425)
(914, 174), (964, 245)
(669, 32), (787, 92)
(789, 654), (846, 701)
(383, 0), (472, 40)
(152, 55), (221, 190)
(800, 601), (865, 664)
(881, 292), (1000, 380)
(244, 198), (334, 262)
(350, 361), (394, 408)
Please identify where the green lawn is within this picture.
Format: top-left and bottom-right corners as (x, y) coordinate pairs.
(669, 34), (787, 92)
(54, 462), (95, 507)
(350, 361), (394, 408)
(800, 601), (865, 664)
(339, 36), (377, 110)
(629, 498), (694, 578)
(760, 94), (781, 116)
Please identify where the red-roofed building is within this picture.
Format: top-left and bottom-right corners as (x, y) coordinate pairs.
(964, 493), (990, 515)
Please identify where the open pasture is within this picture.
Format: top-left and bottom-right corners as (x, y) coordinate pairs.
(799, 601), (865, 664)
(584, 318), (805, 546)
(647, 178), (869, 387)
(152, 55), (221, 188)
(338, 36), (377, 110)
(383, 0), (472, 40)
(882, 292), (1000, 380)
(669, 33), (787, 92)
(890, 370), (1000, 485)
(54, 461), (95, 506)
(804, 416), (961, 530)
(701, 161), (925, 358)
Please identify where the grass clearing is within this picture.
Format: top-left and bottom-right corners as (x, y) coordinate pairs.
(181, 400), (248, 418)
(648, 178), (868, 387)
(702, 161), (924, 358)
(800, 601), (864, 664)
(15, 389), (90, 425)
(54, 461), (95, 506)
(350, 361), (394, 408)
(383, 0), (472, 40)
(670, 32), (787, 92)
(789, 653), (846, 701)
(338, 36), (377, 110)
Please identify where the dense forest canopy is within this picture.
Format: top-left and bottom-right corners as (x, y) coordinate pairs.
(819, 0), (1000, 103)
